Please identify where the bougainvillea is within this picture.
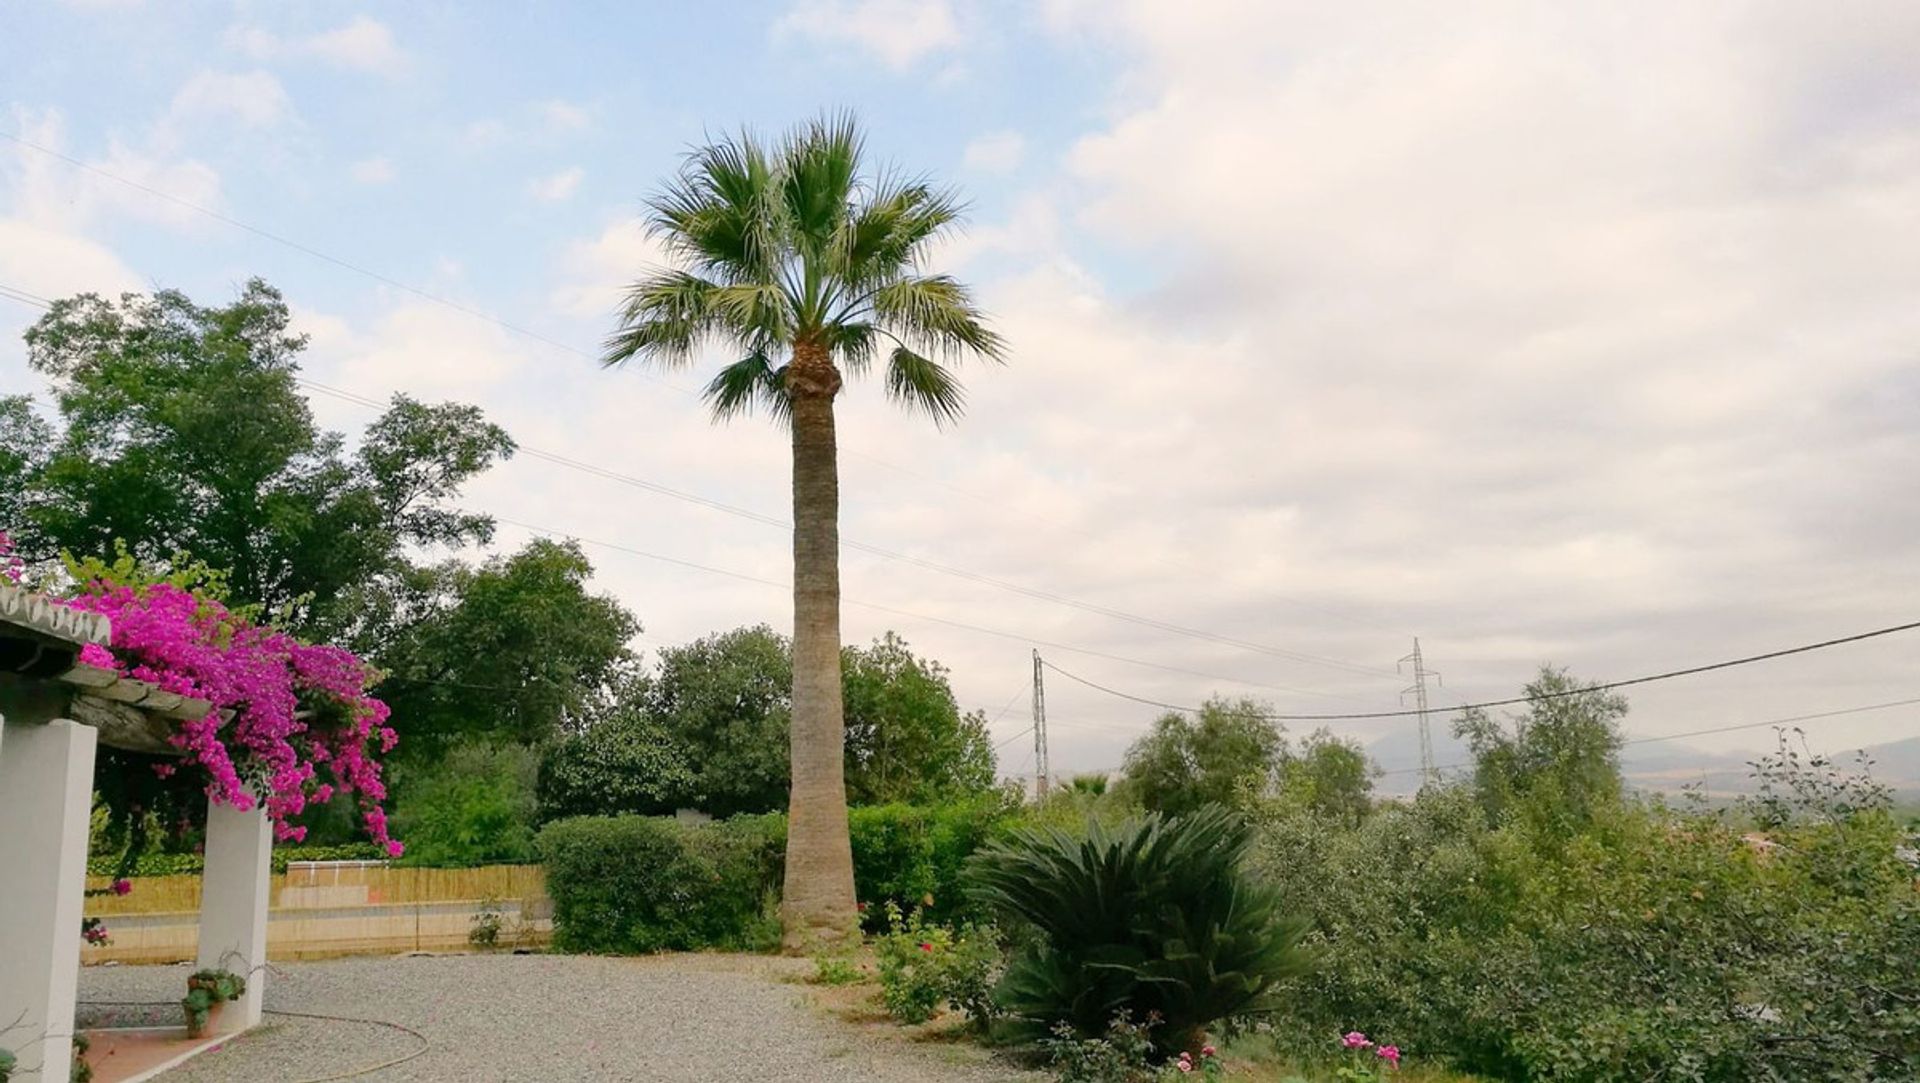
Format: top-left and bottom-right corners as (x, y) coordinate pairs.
(62, 580), (402, 855)
(0, 530), (22, 584)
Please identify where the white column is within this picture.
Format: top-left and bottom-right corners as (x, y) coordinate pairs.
(195, 797), (272, 1033)
(0, 714), (98, 1080)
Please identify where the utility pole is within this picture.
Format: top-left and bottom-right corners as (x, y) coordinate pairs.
(1032, 649), (1050, 799)
(1399, 638), (1441, 787)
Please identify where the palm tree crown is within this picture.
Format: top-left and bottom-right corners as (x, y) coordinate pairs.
(604, 114), (1004, 417)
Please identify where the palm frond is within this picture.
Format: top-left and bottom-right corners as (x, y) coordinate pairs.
(884, 345), (965, 425)
(702, 350), (791, 424)
(827, 321), (876, 378)
(872, 274), (1005, 361)
(602, 270), (723, 369)
(646, 132), (783, 285)
(833, 176), (963, 288)
(780, 112), (863, 252)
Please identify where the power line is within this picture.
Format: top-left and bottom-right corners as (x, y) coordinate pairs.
(1375, 695), (1920, 776)
(483, 514), (1397, 700)
(296, 375), (1400, 682)
(0, 130), (1415, 683)
(1043, 619), (1920, 722)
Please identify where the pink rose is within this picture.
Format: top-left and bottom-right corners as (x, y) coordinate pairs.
(1201, 1045), (1216, 1058)
(1376, 1045), (1401, 1068)
(1342, 1031), (1373, 1049)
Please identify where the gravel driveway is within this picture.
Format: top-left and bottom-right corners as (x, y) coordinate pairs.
(78, 954), (1040, 1082)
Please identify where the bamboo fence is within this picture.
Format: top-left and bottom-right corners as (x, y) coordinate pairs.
(82, 863), (551, 963)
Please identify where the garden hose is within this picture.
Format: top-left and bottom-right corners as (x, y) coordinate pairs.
(76, 1000), (430, 1082)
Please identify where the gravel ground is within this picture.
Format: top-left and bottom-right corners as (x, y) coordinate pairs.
(78, 954), (1040, 1082)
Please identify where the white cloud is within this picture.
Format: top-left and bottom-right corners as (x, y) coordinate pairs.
(164, 70), (292, 132)
(349, 157), (394, 184)
(541, 100), (592, 133)
(527, 167), (584, 203)
(462, 119), (507, 149)
(226, 15), (408, 76)
(962, 130), (1025, 173)
(549, 218), (670, 318)
(774, 0), (962, 71)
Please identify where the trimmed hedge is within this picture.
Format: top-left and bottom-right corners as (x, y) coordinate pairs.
(849, 797), (1019, 929)
(539, 813), (784, 953)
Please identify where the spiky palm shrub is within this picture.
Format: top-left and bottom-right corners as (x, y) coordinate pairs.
(966, 805), (1309, 1057)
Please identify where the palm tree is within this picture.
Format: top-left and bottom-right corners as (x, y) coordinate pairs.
(604, 116), (1004, 944)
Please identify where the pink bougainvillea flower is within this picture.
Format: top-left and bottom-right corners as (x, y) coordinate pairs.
(1342, 1032), (1373, 1049)
(1376, 1045), (1401, 1068)
(111, 878), (132, 896)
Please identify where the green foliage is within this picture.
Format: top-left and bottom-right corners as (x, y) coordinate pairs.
(537, 682), (695, 822)
(647, 625), (794, 816)
(364, 538), (642, 758)
(1041, 1013), (1227, 1083)
(181, 969), (245, 1036)
(627, 626), (1000, 818)
(389, 742), (539, 867)
(874, 903), (1001, 1029)
(1275, 731), (1377, 825)
(538, 813), (785, 953)
(849, 797), (1020, 928)
(1252, 731), (1920, 1081)
(9, 281), (511, 635)
(0, 1046), (14, 1083)
(967, 806), (1310, 1056)
(843, 632), (996, 804)
(603, 113), (1004, 423)
(810, 953), (865, 986)
(1122, 699), (1287, 816)
(1453, 666), (1626, 835)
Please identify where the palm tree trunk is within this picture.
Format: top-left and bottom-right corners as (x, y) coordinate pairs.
(781, 342), (855, 948)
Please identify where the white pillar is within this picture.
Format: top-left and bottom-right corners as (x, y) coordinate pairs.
(195, 797), (272, 1033)
(0, 714), (98, 1080)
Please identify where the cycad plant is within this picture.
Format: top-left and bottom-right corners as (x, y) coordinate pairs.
(966, 805), (1309, 1057)
(603, 115), (1004, 944)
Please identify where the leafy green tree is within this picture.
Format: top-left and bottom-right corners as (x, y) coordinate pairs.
(363, 538), (642, 758)
(647, 625), (795, 817)
(1454, 665), (1626, 834)
(1276, 729), (1377, 824)
(603, 116), (1005, 941)
(389, 742), (541, 867)
(6, 280), (513, 635)
(1122, 697), (1288, 816)
(537, 673), (697, 822)
(843, 632), (995, 804)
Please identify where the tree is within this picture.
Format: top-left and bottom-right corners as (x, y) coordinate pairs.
(646, 625), (794, 817)
(536, 675), (696, 823)
(842, 632), (995, 804)
(7, 281), (513, 636)
(603, 116), (1005, 942)
(1276, 729), (1377, 824)
(1121, 697), (1288, 816)
(1454, 665), (1627, 834)
(361, 538), (642, 758)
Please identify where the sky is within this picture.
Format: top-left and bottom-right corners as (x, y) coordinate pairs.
(4, 1), (1919, 790)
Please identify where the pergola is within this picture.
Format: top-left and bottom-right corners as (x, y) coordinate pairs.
(0, 582), (271, 1078)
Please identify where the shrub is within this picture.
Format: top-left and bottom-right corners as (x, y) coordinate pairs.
(1041, 1013), (1227, 1082)
(536, 713), (693, 822)
(181, 969), (245, 1037)
(538, 813), (783, 953)
(874, 902), (1001, 1029)
(849, 798), (1019, 928)
(1252, 738), (1920, 1081)
(968, 806), (1309, 1056)
(87, 842), (388, 877)
(391, 742), (540, 867)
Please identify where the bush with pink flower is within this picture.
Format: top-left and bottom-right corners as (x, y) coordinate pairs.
(1332, 1031), (1403, 1078)
(64, 578), (401, 855)
(3, 530), (401, 857)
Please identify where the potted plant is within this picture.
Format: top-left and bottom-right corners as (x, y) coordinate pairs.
(181, 969), (246, 1038)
